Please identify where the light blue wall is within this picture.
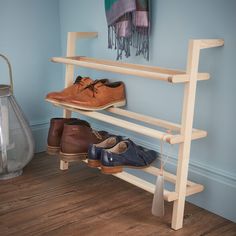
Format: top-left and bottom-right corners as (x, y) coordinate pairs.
(1, 0), (235, 223)
(0, 0), (63, 152)
(59, 0), (236, 222)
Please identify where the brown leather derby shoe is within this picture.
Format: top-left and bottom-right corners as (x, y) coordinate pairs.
(47, 117), (78, 155)
(45, 76), (93, 102)
(60, 121), (110, 162)
(63, 80), (126, 110)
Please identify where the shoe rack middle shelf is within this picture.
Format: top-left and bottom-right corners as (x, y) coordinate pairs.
(48, 99), (207, 145)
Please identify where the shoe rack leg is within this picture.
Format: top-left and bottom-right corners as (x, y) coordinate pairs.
(171, 40), (201, 230)
(60, 32), (77, 170)
(59, 32), (98, 170)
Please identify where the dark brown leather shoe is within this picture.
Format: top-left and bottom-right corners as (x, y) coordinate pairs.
(47, 118), (78, 155)
(63, 80), (126, 110)
(60, 121), (110, 162)
(45, 76), (93, 102)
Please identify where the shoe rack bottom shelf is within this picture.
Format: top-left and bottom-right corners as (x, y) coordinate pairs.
(82, 160), (204, 202)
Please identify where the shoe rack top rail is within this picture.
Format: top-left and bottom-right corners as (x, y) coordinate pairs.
(50, 32), (223, 83)
(51, 56), (210, 83)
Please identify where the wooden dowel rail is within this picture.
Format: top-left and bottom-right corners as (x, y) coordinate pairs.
(171, 73), (210, 83)
(75, 56), (184, 75)
(82, 159), (177, 202)
(51, 56), (173, 82)
(51, 56), (211, 84)
(107, 107), (204, 133)
(48, 100), (207, 144)
(113, 170), (204, 202)
(114, 171), (178, 202)
(72, 32), (98, 39)
(115, 171), (204, 202)
(50, 101), (173, 142)
(82, 160), (203, 202)
(142, 165), (197, 187)
(198, 39), (224, 49)
(107, 107), (208, 142)
(107, 107), (182, 131)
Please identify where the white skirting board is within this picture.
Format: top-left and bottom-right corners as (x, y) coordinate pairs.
(30, 121), (49, 153)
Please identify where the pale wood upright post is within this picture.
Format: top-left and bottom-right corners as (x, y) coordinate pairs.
(63, 32), (77, 117)
(60, 32), (98, 170)
(171, 39), (224, 229)
(60, 32), (77, 170)
(171, 40), (201, 229)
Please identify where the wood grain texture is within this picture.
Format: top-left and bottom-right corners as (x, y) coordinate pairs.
(46, 99), (207, 145)
(0, 153), (235, 236)
(51, 56), (211, 83)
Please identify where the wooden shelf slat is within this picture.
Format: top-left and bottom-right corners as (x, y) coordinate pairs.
(198, 39), (224, 49)
(114, 171), (178, 202)
(51, 56), (210, 83)
(141, 165), (198, 187)
(108, 107), (181, 131)
(82, 160), (204, 202)
(49, 100), (173, 142)
(107, 107), (205, 134)
(47, 99), (207, 144)
(107, 107), (207, 143)
(106, 171), (203, 202)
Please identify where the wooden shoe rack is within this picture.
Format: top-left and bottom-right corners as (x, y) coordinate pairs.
(46, 32), (224, 230)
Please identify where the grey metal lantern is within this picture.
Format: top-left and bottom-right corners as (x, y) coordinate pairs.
(0, 54), (34, 180)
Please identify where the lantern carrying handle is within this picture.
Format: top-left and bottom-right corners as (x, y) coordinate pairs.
(0, 54), (14, 93)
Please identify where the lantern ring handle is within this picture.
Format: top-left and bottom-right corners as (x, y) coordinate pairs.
(0, 54), (14, 93)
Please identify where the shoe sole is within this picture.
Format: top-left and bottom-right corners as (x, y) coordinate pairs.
(46, 99), (126, 111)
(45, 98), (63, 103)
(101, 164), (150, 174)
(87, 159), (101, 168)
(59, 151), (88, 162)
(47, 145), (60, 156)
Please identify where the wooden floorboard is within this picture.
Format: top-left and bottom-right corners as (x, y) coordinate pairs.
(0, 153), (235, 236)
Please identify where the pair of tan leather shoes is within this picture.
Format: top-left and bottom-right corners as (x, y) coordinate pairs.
(46, 76), (126, 110)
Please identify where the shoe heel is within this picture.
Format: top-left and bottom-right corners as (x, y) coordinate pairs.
(47, 146), (60, 156)
(60, 152), (87, 162)
(87, 160), (101, 168)
(113, 100), (126, 108)
(101, 165), (123, 174)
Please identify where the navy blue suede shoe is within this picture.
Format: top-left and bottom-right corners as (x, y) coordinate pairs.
(100, 139), (158, 174)
(87, 136), (123, 167)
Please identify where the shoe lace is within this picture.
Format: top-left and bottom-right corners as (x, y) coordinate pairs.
(82, 80), (103, 97)
(127, 139), (151, 165)
(92, 130), (102, 140)
(74, 76), (85, 86)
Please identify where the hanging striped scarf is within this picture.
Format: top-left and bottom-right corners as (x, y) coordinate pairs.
(105, 0), (150, 60)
